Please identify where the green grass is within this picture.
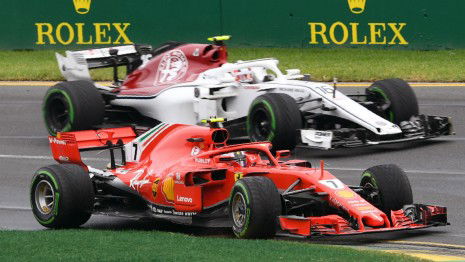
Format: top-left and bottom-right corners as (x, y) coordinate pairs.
(231, 48), (465, 82)
(1, 48), (465, 81)
(0, 230), (420, 262)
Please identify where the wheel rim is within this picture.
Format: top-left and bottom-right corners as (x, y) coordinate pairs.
(251, 108), (272, 140)
(45, 93), (71, 133)
(363, 181), (381, 207)
(368, 87), (394, 122)
(34, 180), (55, 215)
(232, 192), (247, 228)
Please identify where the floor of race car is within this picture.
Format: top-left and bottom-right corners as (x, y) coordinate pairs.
(1, 83), (465, 261)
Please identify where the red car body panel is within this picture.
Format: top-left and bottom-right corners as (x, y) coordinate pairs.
(279, 205), (447, 236)
(119, 44), (227, 97)
(48, 123), (448, 236)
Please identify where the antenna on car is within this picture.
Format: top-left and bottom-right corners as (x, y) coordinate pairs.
(207, 35), (231, 46)
(333, 77), (338, 98)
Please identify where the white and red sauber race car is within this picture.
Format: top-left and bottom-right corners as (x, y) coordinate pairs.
(43, 36), (453, 150)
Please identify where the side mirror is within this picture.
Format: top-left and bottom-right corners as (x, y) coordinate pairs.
(276, 150), (291, 160)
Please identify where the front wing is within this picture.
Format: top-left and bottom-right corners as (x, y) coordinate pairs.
(299, 115), (453, 150)
(279, 204), (447, 237)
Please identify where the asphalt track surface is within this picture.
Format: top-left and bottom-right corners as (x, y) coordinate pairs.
(1, 83), (465, 260)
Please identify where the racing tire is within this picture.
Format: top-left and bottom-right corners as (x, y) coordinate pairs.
(366, 78), (419, 124)
(30, 164), (94, 228)
(43, 80), (105, 136)
(247, 93), (302, 150)
(360, 164), (413, 215)
(229, 176), (282, 239)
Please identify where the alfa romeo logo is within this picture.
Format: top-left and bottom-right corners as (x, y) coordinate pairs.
(155, 50), (188, 84)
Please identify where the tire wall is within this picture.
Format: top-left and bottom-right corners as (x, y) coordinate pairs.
(1, 0), (464, 50)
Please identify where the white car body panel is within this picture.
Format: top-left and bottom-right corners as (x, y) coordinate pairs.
(110, 59), (401, 137)
(55, 49), (451, 149)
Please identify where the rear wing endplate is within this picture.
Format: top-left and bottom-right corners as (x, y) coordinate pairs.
(56, 45), (152, 81)
(49, 127), (136, 168)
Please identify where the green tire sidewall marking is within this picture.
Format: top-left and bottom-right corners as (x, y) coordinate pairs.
(31, 170), (60, 225)
(54, 192), (60, 216)
(361, 171), (378, 189)
(235, 182), (250, 204)
(370, 87), (395, 122)
(261, 100), (276, 141)
(43, 88), (75, 135)
(247, 98), (277, 141)
(230, 181), (251, 237)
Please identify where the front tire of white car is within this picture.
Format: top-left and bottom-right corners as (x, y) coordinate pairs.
(246, 93), (302, 150)
(366, 78), (419, 124)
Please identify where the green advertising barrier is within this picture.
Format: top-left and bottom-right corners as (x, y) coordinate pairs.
(0, 0), (464, 50)
(0, 0), (222, 49)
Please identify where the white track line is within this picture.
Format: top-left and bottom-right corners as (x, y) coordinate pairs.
(0, 136), (47, 139)
(0, 81), (111, 87)
(0, 153), (462, 175)
(434, 137), (465, 141)
(0, 101), (41, 104)
(420, 103), (465, 107)
(2, 81), (465, 88)
(0, 154), (51, 160)
(0, 154), (107, 162)
(327, 167), (465, 176)
(0, 136), (464, 142)
(0, 206), (31, 211)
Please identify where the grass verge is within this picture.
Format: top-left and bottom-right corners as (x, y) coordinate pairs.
(0, 230), (419, 262)
(1, 48), (465, 82)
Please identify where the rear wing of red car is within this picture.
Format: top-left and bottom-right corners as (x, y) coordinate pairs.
(49, 127), (136, 169)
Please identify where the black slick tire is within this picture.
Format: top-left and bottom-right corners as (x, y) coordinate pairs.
(366, 78), (419, 124)
(43, 80), (105, 136)
(229, 176), (282, 239)
(30, 164), (94, 228)
(247, 93), (302, 150)
(360, 164), (413, 215)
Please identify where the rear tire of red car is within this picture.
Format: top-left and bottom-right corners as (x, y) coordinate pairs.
(247, 93), (302, 151)
(30, 164), (94, 228)
(229, 176), (282, 239)
(360, 164), (413, 215)
(43, 80), (105, 136)
(366, 78), (419, 124)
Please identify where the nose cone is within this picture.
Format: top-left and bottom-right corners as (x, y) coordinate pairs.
(363, 214), (385, 227)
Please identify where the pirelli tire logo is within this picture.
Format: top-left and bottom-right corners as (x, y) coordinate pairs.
(35, 0), (133, 46)
(308, 0), (408, 46)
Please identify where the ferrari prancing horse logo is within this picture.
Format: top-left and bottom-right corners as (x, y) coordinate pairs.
(234, 172), (244, 181)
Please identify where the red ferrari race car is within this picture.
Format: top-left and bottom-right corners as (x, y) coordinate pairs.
(30, 119), (448, 238)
